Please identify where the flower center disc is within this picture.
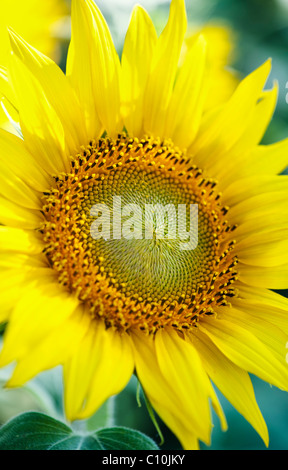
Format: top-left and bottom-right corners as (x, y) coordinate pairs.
(42, 135), (238, 333)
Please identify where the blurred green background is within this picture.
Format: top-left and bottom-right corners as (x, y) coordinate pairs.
(1, 0), (288, 451)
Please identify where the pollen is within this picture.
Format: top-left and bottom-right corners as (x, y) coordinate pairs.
(41, 134), (238, 333)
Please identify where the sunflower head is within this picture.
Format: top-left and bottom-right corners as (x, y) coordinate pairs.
(41, 133), (238, 334)
(0, 0), (288, 451)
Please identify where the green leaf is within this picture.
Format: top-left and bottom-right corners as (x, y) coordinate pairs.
(95, 427), (159, 450)
(0, 412), (159, 450)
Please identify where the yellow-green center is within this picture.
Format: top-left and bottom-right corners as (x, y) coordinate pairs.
(42, 135), (238, 333)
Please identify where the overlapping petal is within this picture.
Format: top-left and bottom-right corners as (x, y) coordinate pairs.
(189, 329), (268, 446)
(121, 6), (157, 137)
(67, 0), (122, 137)
(132, 328), (226, 449)
(8, 30), (87, 174)
(0, 278), (79, 369)
(200, 316), (288, 391)
(143, 0), (187, 137)
(64, 319), (134, 421)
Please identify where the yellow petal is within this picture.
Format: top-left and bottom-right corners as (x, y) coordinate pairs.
(228, 191), (288, 225)
(0, 128), (51, 192)
(164, 34), (207, 148)
(121, 6), (157, 137)
(234, 284), (288, 334)
(207, 85), (278, 184)
(67, 0), (121, 137)
(192, 59), (271, 168)
(0, 268), (42, 323)
(0, 161), (41, 210)
(9, 29), (87, 173)
(223, 175), (288, 207)
(237, 282), (288, 310)
(246, 139), (288, 176)
(238, 263), (288, 289)
(7, 305), (90, 387)
(236, 231), (288, 267)
(233, 86), (277, 150)
(156, 329), (227, 436)
(0, 65), (19, 126)
(190, 329), (268, 446)
(0, 278), (79, 366)
(0, 253), (47, 270)
(132, 328), (224, 448)
(143, 0), (187, 137)
(0, 196), (42, 229)
(64, 319), (134, 420)
(0, 0), (67, 69)
(200, 316), (288, 391)
(0, 226), (43, 254)
(8, 55), (67, 175)
(221, 306), (288, 365)
(232, 213), (288, 243)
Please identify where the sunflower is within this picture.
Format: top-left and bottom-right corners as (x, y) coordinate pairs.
(0, 0), (288, 450)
